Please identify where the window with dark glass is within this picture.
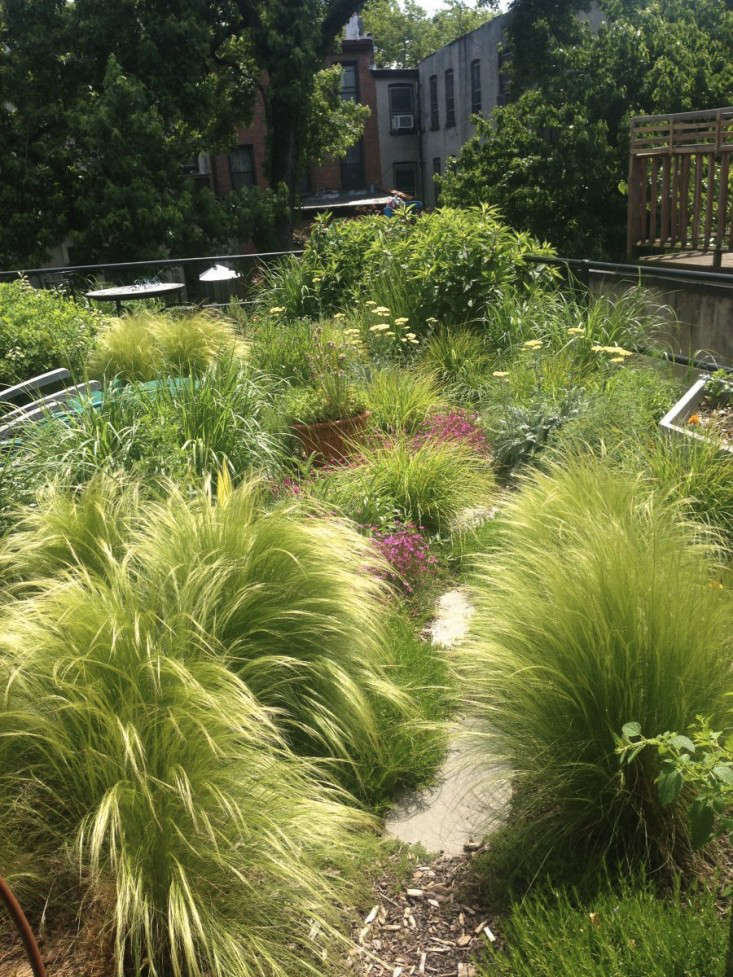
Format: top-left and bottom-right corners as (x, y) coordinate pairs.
(341, 140), (364, 190)
(470, 59), (481, 114)
(429, 74), (439, 130)
(340, 62), (359, 102)
(229, 145), (255, 189)
(444, 69), (455, 128)
(393, 162), (417, 197)
(389, 84), (415, 131)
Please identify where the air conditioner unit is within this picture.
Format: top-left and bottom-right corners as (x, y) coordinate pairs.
(392, 114), (414, 131)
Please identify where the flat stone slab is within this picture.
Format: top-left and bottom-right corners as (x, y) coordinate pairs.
(386, 587), (510, 854)
(385, 725), (510, 855)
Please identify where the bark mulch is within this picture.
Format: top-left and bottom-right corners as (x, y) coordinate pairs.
(346, 845), (497, 977)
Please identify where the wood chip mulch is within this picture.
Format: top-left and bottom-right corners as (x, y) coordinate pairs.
(346, 845), (497, 977)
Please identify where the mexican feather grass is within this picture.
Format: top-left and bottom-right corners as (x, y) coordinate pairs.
(0, 568), (373, 977)
(458, 456), (732, 869)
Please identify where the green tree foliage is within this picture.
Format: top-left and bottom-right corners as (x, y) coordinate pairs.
(305, 64), (372, 165)
(234, 0), (367, 198)
(440, 0), (733, 257)
(362, 0), (496, 68)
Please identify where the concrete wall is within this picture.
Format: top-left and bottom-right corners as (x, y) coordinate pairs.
(418, 15), (507, 207)
(373, 71), (420, 195)
(591, 273), (733, 367)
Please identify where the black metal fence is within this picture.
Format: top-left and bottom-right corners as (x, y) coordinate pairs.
(0, 250), (303, 308)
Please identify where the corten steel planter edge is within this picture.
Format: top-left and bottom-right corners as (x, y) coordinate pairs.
(0, 877), (47, 977)
(292, 410), (371, 463)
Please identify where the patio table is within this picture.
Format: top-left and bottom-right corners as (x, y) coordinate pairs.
(85, 281), (185, 315)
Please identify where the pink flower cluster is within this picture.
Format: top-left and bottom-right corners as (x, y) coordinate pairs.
(414, 410), (488, 453)
(371, 523), (438, 594)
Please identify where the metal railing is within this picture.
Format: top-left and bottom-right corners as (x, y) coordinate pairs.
(0, 249), (304, 307)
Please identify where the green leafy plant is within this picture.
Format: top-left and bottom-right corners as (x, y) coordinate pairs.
(421, 329), (494, 404)
(485, 390), (585, 476)
(0, 278), (101, 385)
(458, 457), (732, 871)
(706, 369), (733, 406)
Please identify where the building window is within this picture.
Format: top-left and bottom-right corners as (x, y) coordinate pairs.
(393, 161), (417, 198)
(470, 59), (481, 115)
(389, 84), (415, 132)
(341, 62), (359, 102)
(429, 74), (439, 130)
(341, 139), (364, 190)
(229, 145), (255, 189)
(444, 69), (455, 128)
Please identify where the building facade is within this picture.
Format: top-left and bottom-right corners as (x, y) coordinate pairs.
(205, 4), (602, 212)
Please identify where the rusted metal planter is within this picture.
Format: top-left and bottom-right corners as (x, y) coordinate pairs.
(660, 376), (733, 454)
(292, 410), (370, 464)
(0, 877), (47, 977)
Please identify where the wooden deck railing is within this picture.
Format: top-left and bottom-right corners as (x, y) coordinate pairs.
(627, 107), (733, 266)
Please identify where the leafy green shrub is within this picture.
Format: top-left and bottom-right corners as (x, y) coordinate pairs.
(458, 457), (732, 870)
(248, 316), (322, 382)
(484, 878), (726, 977)
(0, 278), (101, 385)
(316, 437), (496, 533)
(0, 567), (372, 977)
(88, 310), (243, 381)
(266, 207), (555, 326)
(364, 367), (443, 434)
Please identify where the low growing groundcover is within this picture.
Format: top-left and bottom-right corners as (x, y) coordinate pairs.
(0, 212), (730, 977)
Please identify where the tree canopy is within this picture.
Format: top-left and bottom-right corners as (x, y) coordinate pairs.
(361, 0), (496, 69)
(440, 0), (733, 258)
(0, 0), (365, 265)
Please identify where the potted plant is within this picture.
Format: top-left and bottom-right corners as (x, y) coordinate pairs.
(285, 337), (369, 462)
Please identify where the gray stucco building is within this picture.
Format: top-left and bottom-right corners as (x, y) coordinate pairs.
(370, 2), (603, 208)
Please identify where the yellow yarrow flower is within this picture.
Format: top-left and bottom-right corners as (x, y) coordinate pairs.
(394, 316), (409, 325)
(369, 323), (391, 332)
(567, 326), (585, 336)
(522, 339), (543, 349)
(269, 306), (285, 314)
(373, 306), (391, 315)
(492, 370), (509, 377)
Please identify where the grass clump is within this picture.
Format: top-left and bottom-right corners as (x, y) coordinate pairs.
(458, 456), (732, 871)
(0, 573), (373, 977)
(316, 436), (496, 534)
(0, 360), (284, 524)
(364, 367), (443, 434)
(88, 310), (244, 381)
(484, 877), (726, 977)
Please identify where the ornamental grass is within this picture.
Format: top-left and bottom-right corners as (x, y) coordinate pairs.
(458, 456), (732, 870)
(0, 569), (372, 977)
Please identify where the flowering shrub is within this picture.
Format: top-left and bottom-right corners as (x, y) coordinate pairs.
(414, 410), (489, 454)
(371, 523), (438, 594)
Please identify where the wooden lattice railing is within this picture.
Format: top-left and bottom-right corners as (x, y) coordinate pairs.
(627, 107), (733, 265)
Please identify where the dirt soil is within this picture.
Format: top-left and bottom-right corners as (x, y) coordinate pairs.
(695, 398), (733, 446)
(347, 846), (498, 977)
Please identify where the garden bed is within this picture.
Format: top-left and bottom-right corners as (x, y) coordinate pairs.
(660, 375), (733, 453)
